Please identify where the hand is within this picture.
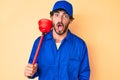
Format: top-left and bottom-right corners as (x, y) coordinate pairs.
(24, 63), (38, 77)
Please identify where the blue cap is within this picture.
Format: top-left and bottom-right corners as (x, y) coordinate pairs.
(52, 0), (73, 17)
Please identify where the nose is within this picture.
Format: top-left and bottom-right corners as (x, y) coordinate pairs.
(58, 16), (63, 22)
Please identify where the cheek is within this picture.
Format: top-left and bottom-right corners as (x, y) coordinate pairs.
(53, 19), (58, 26)
(63, 21), (70, 26)
(52, 21), (56, 27)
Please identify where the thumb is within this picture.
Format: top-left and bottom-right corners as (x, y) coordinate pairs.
(34, 63), (38, 68)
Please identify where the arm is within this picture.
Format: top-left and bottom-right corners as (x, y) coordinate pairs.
(26, 37), (41, 79)
(78, 43), (90, 80)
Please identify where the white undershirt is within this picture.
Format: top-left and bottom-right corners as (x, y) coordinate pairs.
(56, 42), (61, 50)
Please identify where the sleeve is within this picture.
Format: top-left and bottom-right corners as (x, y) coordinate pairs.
(28, 37), (40, 79)
(78, 43), (90, 80)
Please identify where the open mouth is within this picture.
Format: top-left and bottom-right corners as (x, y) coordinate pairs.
(58, 24), (63, 31)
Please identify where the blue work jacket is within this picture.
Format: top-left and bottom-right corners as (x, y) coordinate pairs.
(28, 30), (90, 80)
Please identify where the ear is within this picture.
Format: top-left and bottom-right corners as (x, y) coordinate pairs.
(69, 19), (73, 24)
(50, 16), (53, 20)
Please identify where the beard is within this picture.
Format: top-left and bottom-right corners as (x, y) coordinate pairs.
(53, 22), (69, 35)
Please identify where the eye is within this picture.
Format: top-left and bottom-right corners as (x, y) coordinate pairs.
(54, 13), (59, 17)
(63, 14), (69, 19)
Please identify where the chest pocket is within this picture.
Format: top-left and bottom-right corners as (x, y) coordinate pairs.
(37, 41), (56, 66)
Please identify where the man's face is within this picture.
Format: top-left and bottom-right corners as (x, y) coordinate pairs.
(51, 10), (72, 35)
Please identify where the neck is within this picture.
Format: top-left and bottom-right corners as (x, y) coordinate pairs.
(52, 29), (68, 43)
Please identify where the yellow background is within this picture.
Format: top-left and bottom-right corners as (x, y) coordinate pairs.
(0, 0), (120, 80)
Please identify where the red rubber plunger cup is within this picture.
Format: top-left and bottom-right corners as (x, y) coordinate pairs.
(32, 19), (52, 64)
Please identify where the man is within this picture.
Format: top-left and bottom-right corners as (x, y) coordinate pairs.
(24, 0), (90, 80)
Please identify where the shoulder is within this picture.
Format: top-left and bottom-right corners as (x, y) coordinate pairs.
(70, 33), (87, 47)
(33, 36), (40, 45)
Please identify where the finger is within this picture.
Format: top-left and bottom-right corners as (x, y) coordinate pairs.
(24, 69), (32, 77)
(27, 64), (34, 68)
(25, 66), (34, 71)
(24, 69), (35, 77)
(33, 63), (38, 70)
(25, 65), (37, 73)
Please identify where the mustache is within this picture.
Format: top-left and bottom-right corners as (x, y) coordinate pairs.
(57, 22), (64, 26)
